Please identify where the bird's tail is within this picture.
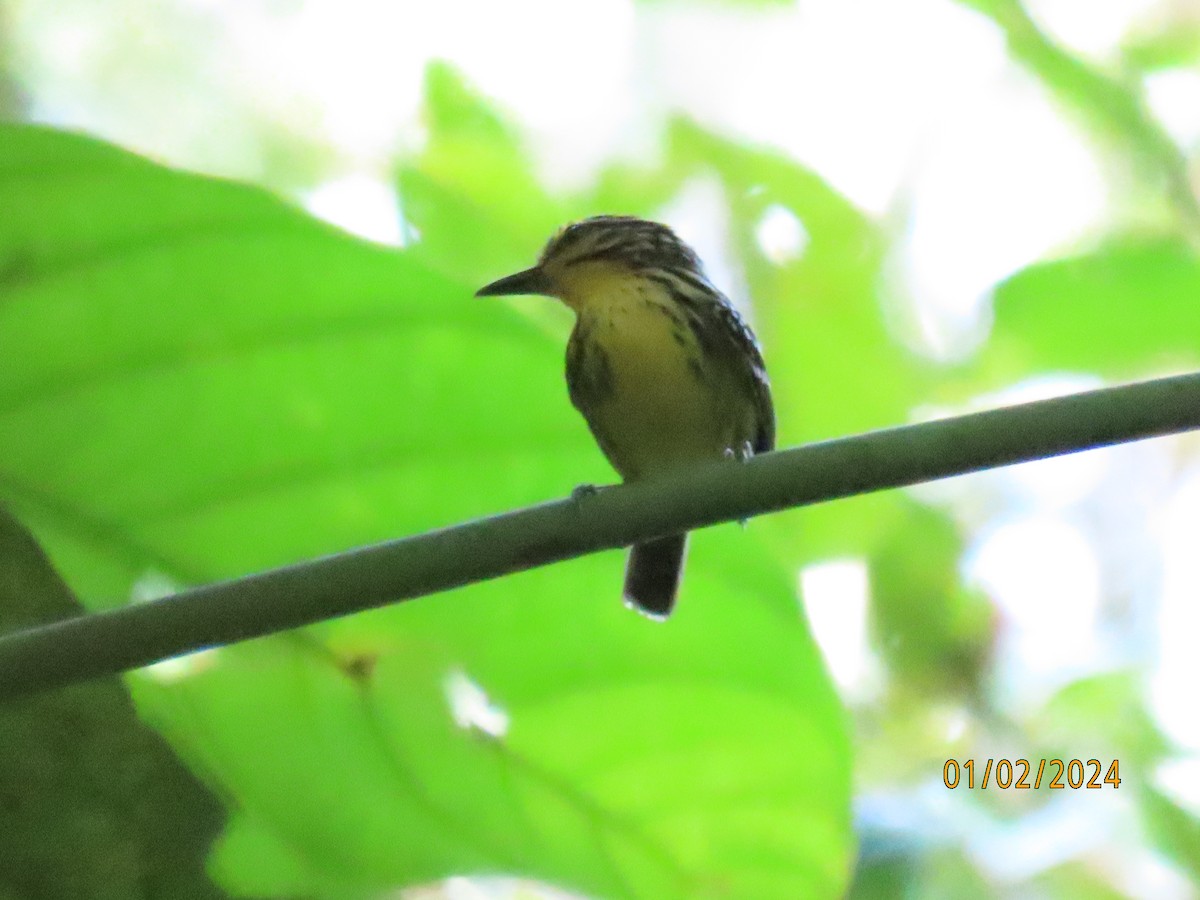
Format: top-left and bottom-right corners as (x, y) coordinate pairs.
(623, 533), (688, 619)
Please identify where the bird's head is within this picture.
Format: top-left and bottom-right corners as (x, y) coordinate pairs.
(476, 216), (706, 310)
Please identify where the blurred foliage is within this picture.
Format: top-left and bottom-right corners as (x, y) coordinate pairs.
(1123, 22), (1200, 72)
(0, 4), (27, 121)
(869, 501), (993, 695)
(984, 238), (1200, 376)
(853, 845), (995, 900)
(0, 116), (848, 898)
(0, 508), (228, 900)
(1142, 787), (1200, 886)
(5, 0), (1200, 895)
(960, 0), (1199, 228)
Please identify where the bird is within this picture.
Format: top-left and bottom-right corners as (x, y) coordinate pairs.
(477, 215), (774, 619)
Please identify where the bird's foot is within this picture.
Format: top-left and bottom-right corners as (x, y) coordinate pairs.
(724, 441), (755, 463)
(571, 483), (604, 502)
(724, 442), (755, 528)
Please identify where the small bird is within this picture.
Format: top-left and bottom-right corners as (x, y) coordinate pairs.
(477, 216), (774, 618)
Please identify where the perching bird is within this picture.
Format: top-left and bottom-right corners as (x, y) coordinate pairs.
(477, 216), (774, 618)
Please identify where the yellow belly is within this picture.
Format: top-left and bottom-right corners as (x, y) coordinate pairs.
(570, 294), (745, 481)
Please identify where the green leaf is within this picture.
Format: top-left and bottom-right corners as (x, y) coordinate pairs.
(0, 123), (852, 898)
(1032, 673), (1168, 767)
(870, 502), (992, 693)
(986, 238), (1200, 377)
(397, 62), (686, 294)
(396, 62), (568, 286)
(1123, 28), (1200, 72)
(1140, 786), (1200, 885)
(955, 0), (1198, 226)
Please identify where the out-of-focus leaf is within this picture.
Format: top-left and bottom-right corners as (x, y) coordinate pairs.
(0, 19), (24, 122)
(1141, 787), (1200, 885)
(1031, 673), (1169, 768)
(666, 118), (936, 563)
(0, 508), (228, 900)
(669, 119), (928, 442)
(956, 0), (1198, 228)
(1027, 861), (1128, 900)
(850, 845), (992, 900)
(870, 502), (993, 693)
(1123, 29), (1200, 72)
(396, 62), (567, 285)
(398, 62), (686, 294)
(985, 239), (1200, 378)
(0, 123), (852, 899)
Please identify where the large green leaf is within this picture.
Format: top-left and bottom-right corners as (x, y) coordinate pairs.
(0, 124), (852, 898)
(985, 238), (1200, 377)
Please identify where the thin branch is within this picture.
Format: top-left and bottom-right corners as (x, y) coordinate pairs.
(3, 371), (1200, 701)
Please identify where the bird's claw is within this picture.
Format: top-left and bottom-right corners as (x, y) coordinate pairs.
(726, 442), (754, 528)
(571, 483), (603, 502)
(724, 441), (755, 463)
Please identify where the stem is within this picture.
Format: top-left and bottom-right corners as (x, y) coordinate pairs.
(2, 370), (1199, 701)
(959, 0), (1200, 232)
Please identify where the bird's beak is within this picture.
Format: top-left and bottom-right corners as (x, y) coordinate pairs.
(475, 266), (552, 297)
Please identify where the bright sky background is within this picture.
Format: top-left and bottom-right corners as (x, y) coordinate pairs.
(8, 0), (1200, 894)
